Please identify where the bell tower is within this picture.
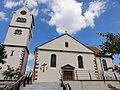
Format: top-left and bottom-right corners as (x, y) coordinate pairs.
(2, 6), (34, 76)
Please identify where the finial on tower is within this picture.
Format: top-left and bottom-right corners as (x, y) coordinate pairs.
(24, 0), (28, 6)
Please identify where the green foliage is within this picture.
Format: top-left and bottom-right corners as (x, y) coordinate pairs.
(0, 45), (6, 64)
(97, 32), (120, 56)
(0, 87), (11, 90)
(3, 65), (22, 80)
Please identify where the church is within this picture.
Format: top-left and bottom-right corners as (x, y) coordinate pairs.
(2, 6), (120, 90)
(33, 33), (116, 82)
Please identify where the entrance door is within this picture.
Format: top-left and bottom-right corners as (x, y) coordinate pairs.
(61, 64), (75, 80)
(63, 71), (74, 80)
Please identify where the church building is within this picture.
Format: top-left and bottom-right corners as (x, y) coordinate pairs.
(33, 33), (115, 82)
(1, 6), (34, 79)
(2, 6), (120, 90)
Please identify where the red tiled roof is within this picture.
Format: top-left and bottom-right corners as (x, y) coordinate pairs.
(88, 46), (100, 55)
(88, 46), (114, 60)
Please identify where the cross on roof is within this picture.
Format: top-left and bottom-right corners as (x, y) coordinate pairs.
(65, 31), (68, 33)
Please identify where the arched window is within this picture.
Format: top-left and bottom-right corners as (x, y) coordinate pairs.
(102, 59), (107, 71)
(14, 29), (22, 35)
(78, 56), (83, 68)
(65, 42), (68, 47)
(16, 17), (27, 23)
(51, 54), (56, 67)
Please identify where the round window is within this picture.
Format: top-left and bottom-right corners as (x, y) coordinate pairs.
(20, 10), (27, 15)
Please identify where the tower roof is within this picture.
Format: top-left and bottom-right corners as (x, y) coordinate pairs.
(14, 6), (34, 25)
(14, 6), (31, 14)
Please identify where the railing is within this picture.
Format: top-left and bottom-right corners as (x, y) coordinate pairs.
(59, 70), (120, 81)
(59, 71), (72, 90)
(59, 70), (120, 90)
(10, 75), (25, 90)
(63, 83), (72, 90)
(2, 71), (33, 90)
(99, 71), (120, 81)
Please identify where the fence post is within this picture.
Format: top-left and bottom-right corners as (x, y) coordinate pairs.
(75, 70), (78, 80)
(63, 85), (66, 90)
(23, 77), (26, 87)
(113, 72), (117, 80)
(101, 71), (106, 83)
(60, 79), (64, 87)
(88, 71), (92, 80)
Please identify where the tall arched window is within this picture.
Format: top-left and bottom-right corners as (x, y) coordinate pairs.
(78, 56), (83, 68)
(102, 59), (107, 71)
(51, 54), (56, 67)
(65, 42), (68, 47)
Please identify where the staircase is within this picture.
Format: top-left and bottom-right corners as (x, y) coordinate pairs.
(20, 82), (63, 90)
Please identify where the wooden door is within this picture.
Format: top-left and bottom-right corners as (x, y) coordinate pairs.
(63, 71), (74, 80)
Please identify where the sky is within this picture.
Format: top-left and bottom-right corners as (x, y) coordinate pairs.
(0, 0), (120, 71)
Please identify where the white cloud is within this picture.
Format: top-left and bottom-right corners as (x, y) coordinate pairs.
(41, 8), (50, 15)
(41, 18), (49, 23)
(25, 0), (38, 9)
(0, 11), (8, 21)
(48, 0), (86, 34)
(42, 0), (107, 35)
(37, 0), (48, 4)
(4, 0), (38, 9)
(4, 0), (39, 16)
(4, 0), (23, 9)
(84, 0), (106, 28)
(28, 53), (34, 61)
(31, 8), (39, 16)
(26, 66), (33, 74)
(3, 0), (107, 33)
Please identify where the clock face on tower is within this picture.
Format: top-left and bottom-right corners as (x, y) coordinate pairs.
(20, 10), (27, 15)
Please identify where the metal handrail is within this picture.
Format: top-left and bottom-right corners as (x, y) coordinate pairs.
(59, 69), (120, 81)
(10, 75), (25, 90)
(59, 70), (72, 90)
(2, 75), (24, 90)
(2, 71), (33, 90)
(59, 70), (64, 87)
(64, 83), (72, 90)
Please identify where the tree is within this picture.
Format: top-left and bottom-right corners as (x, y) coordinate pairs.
(3, 65), (22, 80)
(98, 32), (120, 75)
(0, 45), (6, 64)
(2, 65), (13, 80)
(14, 67), (22, 79)
(97, 32), (120, 56)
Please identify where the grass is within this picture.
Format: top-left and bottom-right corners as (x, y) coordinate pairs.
(0, 87), (11, 90)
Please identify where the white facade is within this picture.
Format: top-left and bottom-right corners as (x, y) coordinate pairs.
(1, 6), (34, 79)
(33, 34), (114, 82)
(96, 57), (114, 71)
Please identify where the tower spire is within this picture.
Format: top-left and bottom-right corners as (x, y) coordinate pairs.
(24, 0), (28, 6)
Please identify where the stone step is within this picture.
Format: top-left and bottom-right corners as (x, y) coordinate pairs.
(20, 82), (63, 90)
